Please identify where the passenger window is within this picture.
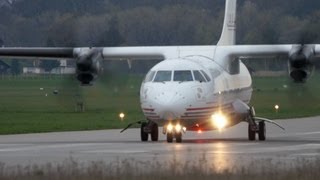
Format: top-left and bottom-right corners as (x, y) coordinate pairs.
(174, 70), (193, 82)
(144, 71), (155, 82)
(193, 70), (207, 82)
(154, 71), (172, 82)
(201, 70), (211, 82)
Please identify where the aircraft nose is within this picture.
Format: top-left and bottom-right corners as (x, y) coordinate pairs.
(154, 91), (187, 120)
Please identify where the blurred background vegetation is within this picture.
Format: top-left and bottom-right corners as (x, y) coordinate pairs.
(1, 0), (320, 73)
(1, 0), (320, 47)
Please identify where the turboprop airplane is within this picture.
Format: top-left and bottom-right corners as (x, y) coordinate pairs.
(0, 0), (319, 143)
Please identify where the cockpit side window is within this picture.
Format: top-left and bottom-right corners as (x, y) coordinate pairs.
(193, 70), (207, 82)
(200, 70), (211, 82)
(144, 71), (156, 82)
(154, 71), (172, 82)
(174, 70), (193, 82)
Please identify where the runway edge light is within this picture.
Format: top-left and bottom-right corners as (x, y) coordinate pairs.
(119, 113), (125, 121)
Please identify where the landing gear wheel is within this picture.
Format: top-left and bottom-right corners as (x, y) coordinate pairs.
(151, 123), (159, 141)
(140, 122), (148, 142)
(167, 132), (173, 143)
(258, 121), (266, 141)
(175, 132), (182, 143)
(248, 124), (256, 141)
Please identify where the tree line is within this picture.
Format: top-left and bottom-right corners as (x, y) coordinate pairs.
(0, 0), (320, 73)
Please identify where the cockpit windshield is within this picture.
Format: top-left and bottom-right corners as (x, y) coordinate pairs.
(144, 71), (156, 82)
(151, 70), (210, 83)
(154, 71), (172, 82)
(193, 70), (206, 82)
(174, 70), (193, 82)
(201, 70), (211, 82)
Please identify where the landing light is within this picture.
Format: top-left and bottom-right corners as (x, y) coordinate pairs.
(166, 124), (184, 133)
(211, 113), (228, 130)
(175, 124), (182, 132)
(167, 124), (173, 132)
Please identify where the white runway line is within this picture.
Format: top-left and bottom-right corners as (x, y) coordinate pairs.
(82, 150), (148, 154)
(206, 144), (320, 154)
(290, 153), (320, 157)
(0, 143), (105, 152)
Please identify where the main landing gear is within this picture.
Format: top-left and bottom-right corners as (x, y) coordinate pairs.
(248, 121), (266, 141)
(247, 106), (266, 141)
(247, 106), (284, 141)
(140, 121), (159, 142)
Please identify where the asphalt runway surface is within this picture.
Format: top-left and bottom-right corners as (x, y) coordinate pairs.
(0, 116), (319, 170)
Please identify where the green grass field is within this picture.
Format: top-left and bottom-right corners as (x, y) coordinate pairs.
(0, 73), (320, 134)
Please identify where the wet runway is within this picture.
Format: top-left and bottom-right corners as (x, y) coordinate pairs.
(0, 116), (319, 169)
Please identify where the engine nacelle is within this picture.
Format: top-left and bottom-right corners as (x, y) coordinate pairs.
(75, 49), (102, 85)
(288, 45), (315, 83)
(76, 72), (97, 85)
(288, 65), (313, 83)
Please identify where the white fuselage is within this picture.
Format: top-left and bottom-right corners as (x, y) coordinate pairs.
(140, 55), (252, 131)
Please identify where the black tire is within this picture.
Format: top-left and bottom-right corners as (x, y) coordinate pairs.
(151, 123), (159, 141)
(258, 121), (266, 141)
(141, 122), (148, 142)
(175, 132), (182, 143)
(248, 124), (256, 141)
(167, 132), (173, 143)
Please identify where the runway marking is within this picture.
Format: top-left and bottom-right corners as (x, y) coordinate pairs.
(275, 131), (320, 137)
(290, 153), (320, 157)
(82, 150), (148, 154)
(0, 143), (105, 152)
(206, 144), (320, 154)
(298, 131), (320, 135)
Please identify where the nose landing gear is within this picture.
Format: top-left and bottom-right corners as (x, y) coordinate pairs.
(164, 123), (184, 143)
(166, 131), (182, 143)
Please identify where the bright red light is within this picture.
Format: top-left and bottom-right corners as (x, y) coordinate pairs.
(197, 129), (202, 134)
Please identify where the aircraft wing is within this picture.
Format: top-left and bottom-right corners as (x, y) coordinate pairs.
(0, 48), (75, 60)
(0, 45), (216, 61)
(218, 44), (320, 59)
(1, 45), (320, 60)
(93, 45), (215, 60)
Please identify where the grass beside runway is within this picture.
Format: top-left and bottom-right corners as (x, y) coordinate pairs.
(0, 73), (320, 134)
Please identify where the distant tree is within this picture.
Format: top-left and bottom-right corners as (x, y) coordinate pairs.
(97, 17), (124, 46)
(11, 59), (21, 75)
(39, 38), (61, 72)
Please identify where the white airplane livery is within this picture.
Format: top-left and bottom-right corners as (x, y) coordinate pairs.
(0, 0), (320, 142)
